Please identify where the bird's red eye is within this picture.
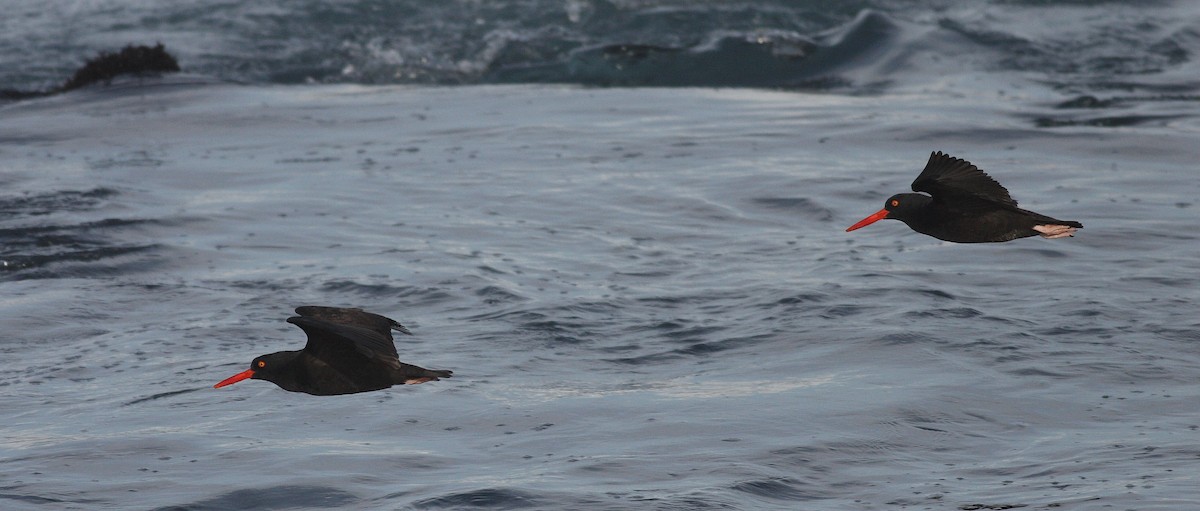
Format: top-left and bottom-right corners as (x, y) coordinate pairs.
(257, 360), (266, 368)
(890, 199), (900, 207)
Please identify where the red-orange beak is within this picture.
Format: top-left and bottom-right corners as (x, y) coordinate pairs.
(845, 209), (889, 232)
(214, 368), (255, 389)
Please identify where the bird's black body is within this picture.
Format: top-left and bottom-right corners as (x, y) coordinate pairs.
(215, 306), (451, 396)
(846, 151), (1082, 243)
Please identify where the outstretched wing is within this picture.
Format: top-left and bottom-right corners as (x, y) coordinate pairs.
(911, 151), (1018, 208)
(294, 306), (412, 337)
(287, 315), (401, 370)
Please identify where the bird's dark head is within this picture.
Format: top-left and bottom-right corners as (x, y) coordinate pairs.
(213, 351), (296, 389)
(846, 193), (930, 232)
(881, 193), (931, 219)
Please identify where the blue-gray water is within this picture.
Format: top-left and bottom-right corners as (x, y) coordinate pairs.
(2, 1), (1199, 510)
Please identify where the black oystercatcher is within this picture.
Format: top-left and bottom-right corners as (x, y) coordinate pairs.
(214, 306), (452, 396)
(845, 151), (1082, 243)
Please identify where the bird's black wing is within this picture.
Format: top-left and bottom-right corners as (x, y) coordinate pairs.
(294, 306), (412, 337)
(287, 316), (401, 369)
(911, 151), (1019, 209)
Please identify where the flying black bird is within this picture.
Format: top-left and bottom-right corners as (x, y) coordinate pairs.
(846, 151), (1082, 243)
(214, 306), (451, 396)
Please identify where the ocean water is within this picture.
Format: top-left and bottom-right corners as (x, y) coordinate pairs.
(2, 1), (1199, 510)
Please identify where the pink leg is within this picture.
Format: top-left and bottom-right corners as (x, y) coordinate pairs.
(1033, 224), (1077, 239)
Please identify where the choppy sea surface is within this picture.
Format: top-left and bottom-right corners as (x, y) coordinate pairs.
(2, 1), (1199, 510)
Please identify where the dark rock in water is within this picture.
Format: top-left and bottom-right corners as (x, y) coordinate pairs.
(61, 43), (180, 91)
(0, 43), (180, 100)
